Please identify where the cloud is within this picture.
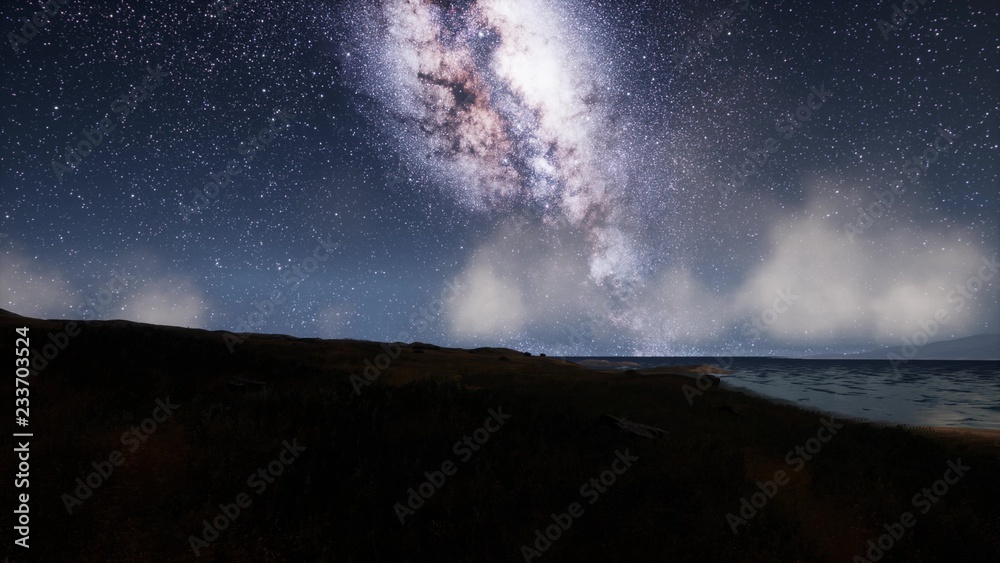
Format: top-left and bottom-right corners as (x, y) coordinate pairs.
(449, 260), (528, 339)
(315, 303), (354, 339)
(445, 214), (607, 345)
(629, 267), (736, 352)
(0, 251), (77, 317)
(120, 279), (209, 328)
(730, 188), (992, 346)
(443, 181), (997, 354)
(0, 248), (214, 329)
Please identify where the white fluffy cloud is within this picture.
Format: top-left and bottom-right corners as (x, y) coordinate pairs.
(449, 260), (528, 338)
(0, 251), (77, 317)
(445, 214), (607, 345)
(1, 248), (212, 329)
(631, 268), (734, 348)
(731, 208), (986, 345)
(446, 184), (997, 353)
(121, 279), (209, 328)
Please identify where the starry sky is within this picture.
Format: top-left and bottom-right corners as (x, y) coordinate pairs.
(1, 0), (997, 356)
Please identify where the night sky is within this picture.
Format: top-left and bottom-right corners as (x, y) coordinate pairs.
(1, 0), (997, 356)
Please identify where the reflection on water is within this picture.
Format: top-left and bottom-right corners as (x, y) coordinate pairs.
(568, 357), (1000, 429)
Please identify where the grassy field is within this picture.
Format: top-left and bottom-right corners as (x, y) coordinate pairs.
(2, 310), (998, 562)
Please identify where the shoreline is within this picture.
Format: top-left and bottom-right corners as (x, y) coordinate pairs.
(922, 425), (1000, 440)
(648, 366), (1000, 436)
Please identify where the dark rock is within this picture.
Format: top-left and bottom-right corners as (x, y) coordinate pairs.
(601, 415), (669, 439)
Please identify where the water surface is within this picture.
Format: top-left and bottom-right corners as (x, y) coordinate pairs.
(565, 357), (1000, 429)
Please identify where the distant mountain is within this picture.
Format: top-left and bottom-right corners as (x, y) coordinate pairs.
(810, 334), (1000, 361)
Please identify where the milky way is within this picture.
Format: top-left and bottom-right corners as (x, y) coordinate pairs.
(343, 0), (645, 289)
